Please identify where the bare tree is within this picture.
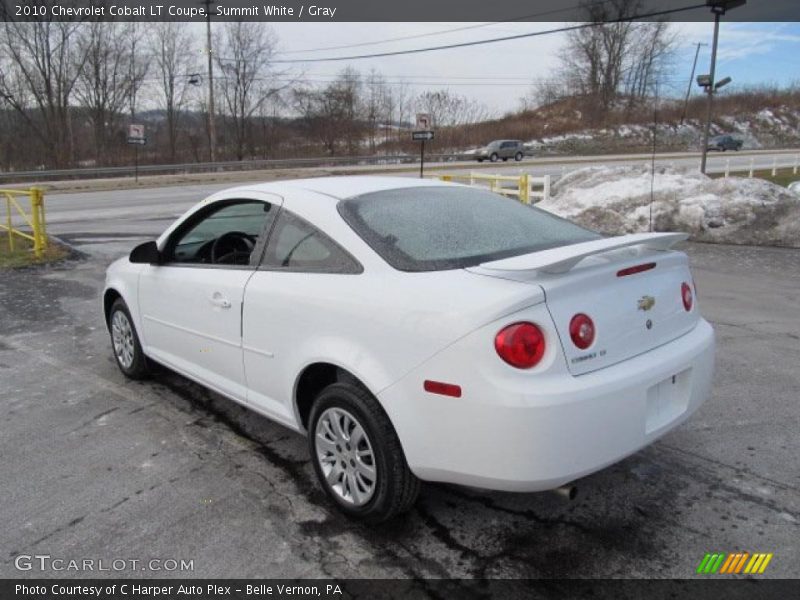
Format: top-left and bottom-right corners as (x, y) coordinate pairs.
(558, 0), (642, 121)
(623, 21), (676, 110)
(292, 68), (364, 156)
(364, 68), (387, 152)
(74, 22), (143, 165)
(125, 23), (149, 120)
(215, 22), (283, 160)
(415, 89), (490, 128)
(0, 20), (88, 167)
(149, 22), (196, 162)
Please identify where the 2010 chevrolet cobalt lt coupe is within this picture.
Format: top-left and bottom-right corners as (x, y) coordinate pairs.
(104, 176), (714, 522)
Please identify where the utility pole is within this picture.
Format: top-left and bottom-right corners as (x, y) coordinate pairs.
(700, 0), (745, 174)
(202, 0), (217, 163)
(681, 43), (706, 125)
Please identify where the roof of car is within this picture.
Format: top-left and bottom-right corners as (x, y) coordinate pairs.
(217, 176), (451, 202)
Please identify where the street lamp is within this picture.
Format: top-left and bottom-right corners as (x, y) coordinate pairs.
(699, 0), (746, 174)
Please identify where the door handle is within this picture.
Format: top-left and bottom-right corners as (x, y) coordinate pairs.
(209, 292), (231, 309)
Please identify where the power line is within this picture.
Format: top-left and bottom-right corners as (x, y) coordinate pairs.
(276, 0), (617, 55)
(270, 3), (708, 64)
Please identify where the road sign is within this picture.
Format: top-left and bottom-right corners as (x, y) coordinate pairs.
(412, 130), (434, 141)
(416, 113), (431, 129)
(128, 124), (145, 144)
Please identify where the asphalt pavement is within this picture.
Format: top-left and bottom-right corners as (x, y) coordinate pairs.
(1, 177), (798, 580)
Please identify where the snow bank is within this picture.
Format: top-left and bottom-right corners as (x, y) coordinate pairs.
(539, 165), (800, 247)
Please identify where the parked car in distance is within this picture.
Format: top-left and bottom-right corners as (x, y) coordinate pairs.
(707, 134), (743, 151)
(104, 176), (715, 522)
(475, 140), (526, 162)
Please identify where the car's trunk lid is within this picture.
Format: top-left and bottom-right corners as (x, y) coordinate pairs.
(469, 233), (699, 376)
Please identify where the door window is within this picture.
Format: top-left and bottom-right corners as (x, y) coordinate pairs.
(167, 201), (274, 266)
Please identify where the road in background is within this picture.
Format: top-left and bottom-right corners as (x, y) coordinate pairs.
(33, 148), (800, 260)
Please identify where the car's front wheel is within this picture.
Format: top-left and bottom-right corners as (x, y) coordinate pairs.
(515, 151), (523, 161)
(490, 153), (499, 162)
(109, 298), (149, 379)
(308, 382), (420, 522)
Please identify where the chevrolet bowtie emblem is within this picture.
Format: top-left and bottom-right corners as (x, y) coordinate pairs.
(638, 295), (656, 311)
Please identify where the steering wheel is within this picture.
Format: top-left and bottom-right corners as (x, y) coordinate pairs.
(211, 231), (255, 265)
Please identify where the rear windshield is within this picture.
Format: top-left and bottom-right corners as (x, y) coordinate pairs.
(338, 186), (601, 272)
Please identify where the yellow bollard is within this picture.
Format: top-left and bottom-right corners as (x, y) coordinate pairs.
(29, 187), (45, 258)
(5, 194), (13, 252)
(518, 173), (530, 204)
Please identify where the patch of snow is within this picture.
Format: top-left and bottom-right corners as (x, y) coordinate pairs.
(539, 165), (800, 247)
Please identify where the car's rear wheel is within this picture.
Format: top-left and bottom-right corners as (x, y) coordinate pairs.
(490, 153), (499, 162)
(308, 382), (420, 522)
(109, 298), (149, 379)
(515, 151), (523, 161)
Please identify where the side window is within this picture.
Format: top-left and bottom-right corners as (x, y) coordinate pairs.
(167, 201), (274, 266)
(262, 209), (362, 274)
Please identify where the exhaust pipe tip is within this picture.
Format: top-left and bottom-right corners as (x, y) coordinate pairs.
(553, 484), (578, 501)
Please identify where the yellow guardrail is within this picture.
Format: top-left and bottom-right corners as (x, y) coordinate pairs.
(1, 187), (48, 258)
(437, 172), (550, 204)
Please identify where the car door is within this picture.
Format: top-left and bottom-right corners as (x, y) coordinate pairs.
(241, 207), (363, 426)
(137, 196), (280, 402)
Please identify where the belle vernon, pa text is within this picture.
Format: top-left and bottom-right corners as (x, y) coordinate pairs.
(22, 3), (338, 18)
(16, 584), (344, 597)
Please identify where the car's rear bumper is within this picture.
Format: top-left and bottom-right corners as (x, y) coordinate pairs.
(379, 318), (715, 492)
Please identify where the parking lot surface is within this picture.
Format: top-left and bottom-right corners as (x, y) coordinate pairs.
(1, 200), (798, 579)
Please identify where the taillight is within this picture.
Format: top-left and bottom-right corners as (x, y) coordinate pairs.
(681, 282), (693, 311)
(617, 262), (656, 277)
(495, 322), (546, 369)
(569, 313), (595, 349)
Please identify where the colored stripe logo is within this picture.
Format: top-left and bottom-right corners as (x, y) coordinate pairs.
(696, 552), (773, 574)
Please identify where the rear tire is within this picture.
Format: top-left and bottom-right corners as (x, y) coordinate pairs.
(109, 298), (149, 379)
(308, 382), (420, 522)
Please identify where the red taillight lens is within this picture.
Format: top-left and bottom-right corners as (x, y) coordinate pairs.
(681, 282), (693, 311)
(617, 262), (656, 277)
(494, 322), (546, 369)
(569, 313), (595, 350)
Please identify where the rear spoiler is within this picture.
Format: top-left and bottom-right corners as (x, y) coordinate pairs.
(479, 232), (689, 275)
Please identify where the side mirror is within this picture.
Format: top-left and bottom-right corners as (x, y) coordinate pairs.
(129, 241), (161, 265)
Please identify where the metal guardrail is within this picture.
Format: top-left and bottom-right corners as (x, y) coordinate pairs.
(1, 187), (48, 258)
(438, 172), (551, 204)
(0, 154), (476, 183)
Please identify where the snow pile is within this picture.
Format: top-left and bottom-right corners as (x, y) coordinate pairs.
(539, 165), (800, 247)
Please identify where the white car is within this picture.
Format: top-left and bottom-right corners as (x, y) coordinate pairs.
(103, 176), (715, 522)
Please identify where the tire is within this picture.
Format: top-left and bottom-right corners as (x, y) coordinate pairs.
(490, 153), (499, 163)
(502, 157), (508, 162)
(515, 152), (523, 161)
(108, 298), (149, 379)
(477, 158), (484, 163)
(308, 382), (420, 522)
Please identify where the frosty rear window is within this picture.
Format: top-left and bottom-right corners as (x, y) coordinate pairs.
(338, 186), (601, 272)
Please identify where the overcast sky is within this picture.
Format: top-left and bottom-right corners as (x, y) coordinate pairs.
(184, 21), (800, 116)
